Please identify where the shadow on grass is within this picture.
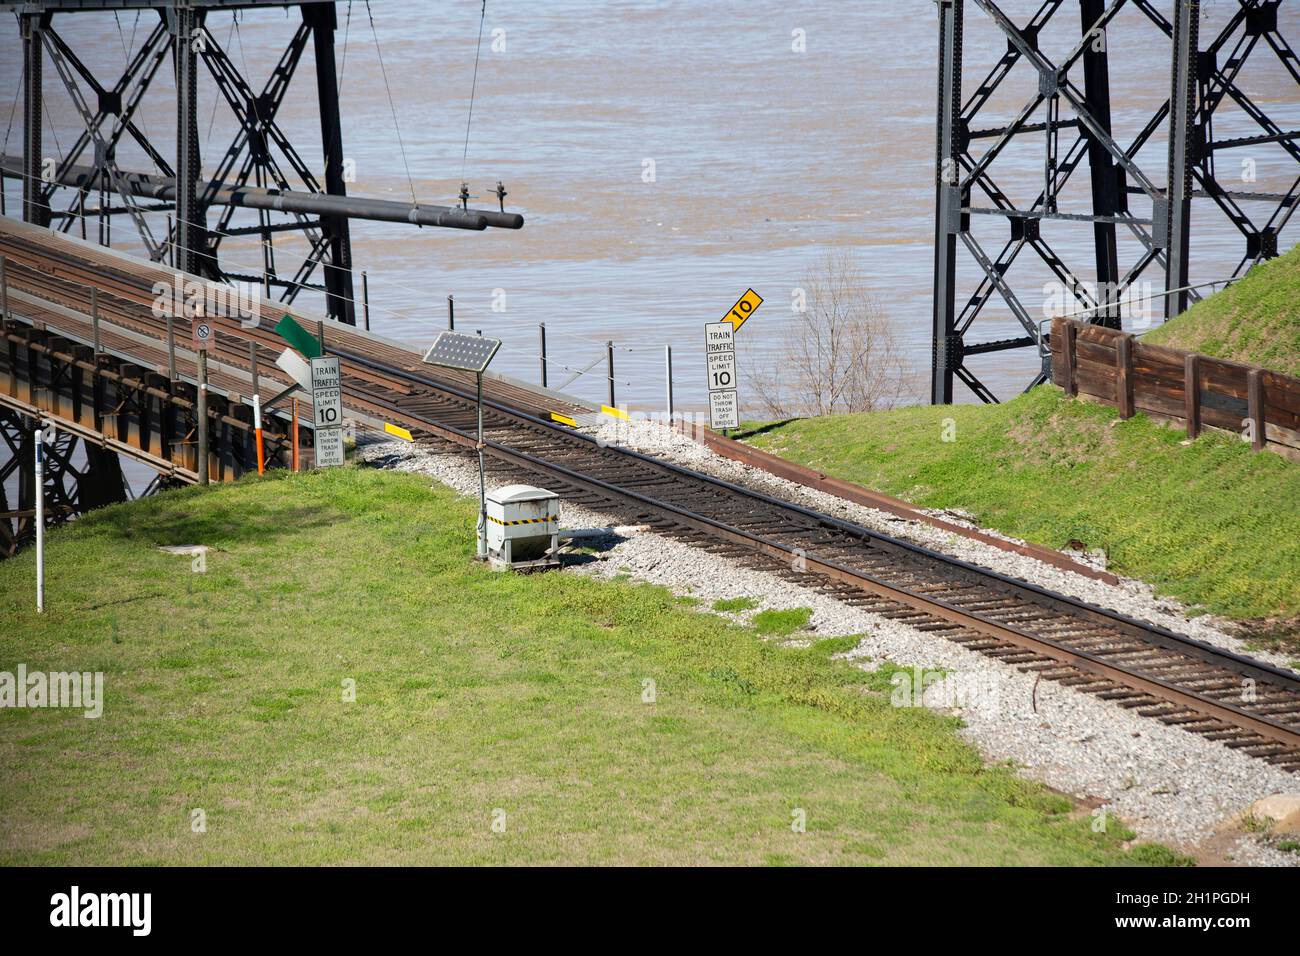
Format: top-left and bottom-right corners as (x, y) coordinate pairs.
(559, 529), (633, 566)
(85, 590), (166, 611)
(732, 419), (803, 441)
(74, 480), (345, 551)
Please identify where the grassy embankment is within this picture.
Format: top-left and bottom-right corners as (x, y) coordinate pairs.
(1143, 243), (1300, 375)
(739, 387), (1300, 647)
(0, 466), (1181, 865)
(739, 249), (1300, 647)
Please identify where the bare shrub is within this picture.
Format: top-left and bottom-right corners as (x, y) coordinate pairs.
(747, 251), (906, 418)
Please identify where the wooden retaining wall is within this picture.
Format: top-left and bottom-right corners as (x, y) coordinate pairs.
(1050, 316), (1300, 460)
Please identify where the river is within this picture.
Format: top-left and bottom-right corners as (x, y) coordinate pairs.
(1, 0), (1297, 427)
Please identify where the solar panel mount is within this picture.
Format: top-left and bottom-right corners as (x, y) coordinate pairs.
(422, 331), (502, 373)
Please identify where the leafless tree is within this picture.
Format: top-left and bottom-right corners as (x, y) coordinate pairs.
(747, 251), (906, 418)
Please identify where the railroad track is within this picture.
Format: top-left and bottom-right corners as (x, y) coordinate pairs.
(5, 221), (1300, 771)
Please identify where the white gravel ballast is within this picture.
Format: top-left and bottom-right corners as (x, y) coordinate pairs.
(359, 431), (1300, 866)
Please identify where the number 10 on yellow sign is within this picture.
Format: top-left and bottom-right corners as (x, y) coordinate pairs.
(723, 288), (763, 331)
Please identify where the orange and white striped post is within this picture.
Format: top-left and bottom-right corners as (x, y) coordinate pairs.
(249, 342), (266, 475)
(254, 396), (266, 475)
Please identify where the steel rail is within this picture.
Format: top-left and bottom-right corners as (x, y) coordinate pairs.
(9, 233), (1300, 697)
(337, 384), (1300, 751)
(335, 341), (1300, 691)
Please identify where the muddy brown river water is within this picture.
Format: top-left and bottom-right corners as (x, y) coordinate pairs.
(2, 0), (1297, 424)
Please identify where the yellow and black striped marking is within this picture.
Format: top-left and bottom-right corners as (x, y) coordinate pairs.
(487, 514), (558, 526)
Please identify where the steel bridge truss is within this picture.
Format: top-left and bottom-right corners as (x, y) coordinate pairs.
(0, 316), (292, 557)
(14, 1), (358, 324)
(0, 404), (137, 558)
(932, 0), (1300, 404)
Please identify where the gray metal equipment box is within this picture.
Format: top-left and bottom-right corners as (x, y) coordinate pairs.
(485, 484), (560, 570)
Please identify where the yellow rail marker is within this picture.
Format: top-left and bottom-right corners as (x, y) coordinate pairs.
(550, 412), (578, 427)
(384, 422), (414, 442)
(601, 405), (630, 421)
(722, 288), (763, 332)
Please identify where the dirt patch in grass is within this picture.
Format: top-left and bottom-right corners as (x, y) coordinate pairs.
(1235, 614), (1300, 658)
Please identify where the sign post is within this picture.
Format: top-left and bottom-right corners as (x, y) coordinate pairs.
(705, 289), (761, 433)
(310, 355), (344, 468)
(704, 321), (738, 430)
(193, 312), (211, 485)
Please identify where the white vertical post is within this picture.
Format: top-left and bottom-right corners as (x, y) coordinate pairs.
(34, 424), (45, 613)
(476, 371), (487, 559)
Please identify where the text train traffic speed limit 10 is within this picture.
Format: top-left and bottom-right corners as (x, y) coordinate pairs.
(705, 289), (761, 430)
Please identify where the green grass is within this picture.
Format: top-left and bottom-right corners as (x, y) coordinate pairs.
(752, 607), (814, 637)
(739, 387), (1300, 638)
(0, 466), (1171, 865)
(712, 596), (758, 613)
(1144, 242), (1300, 375)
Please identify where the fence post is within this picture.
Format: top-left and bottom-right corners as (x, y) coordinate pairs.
(361, 270), (371, 332)
(606, 340), (615, 408)
(1061, 320), (1078, 396)
(665, 345), (674, 419)
(539, 323), (548, 388)
(1184, 353), (1201, 439)
(1115, 334), (1134, 418)
(1247, 368), (1265, 451)
(166, 310), (177, 381)
(90, 286), (101, 356)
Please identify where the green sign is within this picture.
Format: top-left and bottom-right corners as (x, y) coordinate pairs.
(274, 314), (322, 360)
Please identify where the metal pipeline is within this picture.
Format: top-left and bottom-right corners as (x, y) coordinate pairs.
(0, 156), (524, 231)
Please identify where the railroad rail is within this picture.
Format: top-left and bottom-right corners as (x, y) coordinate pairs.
(4, 218), (1300, 771)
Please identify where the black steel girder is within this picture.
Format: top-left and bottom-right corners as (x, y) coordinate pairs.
(932, 0), (1300, 405)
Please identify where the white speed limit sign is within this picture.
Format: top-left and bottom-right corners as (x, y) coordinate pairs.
(310, 356), (342, 428)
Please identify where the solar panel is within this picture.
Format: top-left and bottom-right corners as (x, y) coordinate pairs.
(422, 330), (502, 373)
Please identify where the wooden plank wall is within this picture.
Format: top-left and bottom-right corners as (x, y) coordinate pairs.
(1050, 316), (1300, 459)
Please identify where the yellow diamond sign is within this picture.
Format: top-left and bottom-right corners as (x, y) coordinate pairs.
(722, 288), (763, 332)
